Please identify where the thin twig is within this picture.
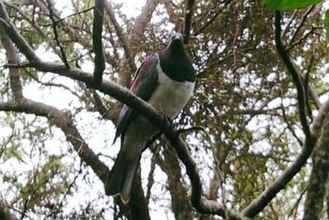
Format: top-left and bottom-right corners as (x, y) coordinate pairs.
(282, 10), (298, 37)
(304, 61), (313, 122)
(288, 184), (308, 218)
(49, 7), (94, 25)
(280, 102), (303, 146)
(287, 27), (316, 51)
(289, 6), (315, 45)
(45, 0), (70, 68)
(105, 2), (136, 73)
(194, 0), (231, 36)
(146, 154), (157, 205)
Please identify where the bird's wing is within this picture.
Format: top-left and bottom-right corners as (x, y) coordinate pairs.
(113, 54), (159, 143)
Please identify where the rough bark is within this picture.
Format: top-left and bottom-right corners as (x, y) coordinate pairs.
(302, 114), (329, 220)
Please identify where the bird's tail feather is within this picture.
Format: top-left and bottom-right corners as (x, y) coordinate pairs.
(106, 147), (140, 204)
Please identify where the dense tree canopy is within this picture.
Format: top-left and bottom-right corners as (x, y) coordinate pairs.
(0, 0), (329, 219)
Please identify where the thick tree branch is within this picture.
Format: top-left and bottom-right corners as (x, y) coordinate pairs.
(0, 6), (40, 64)
(0, 21), (23, 101)
(0, 2), (243, 218)
(183, 0), (195, 44)
(311, 99), (329, 138)
(92, 0), (105, 85)
(274, 11), (311, 141)
(303, 114), (329, 219)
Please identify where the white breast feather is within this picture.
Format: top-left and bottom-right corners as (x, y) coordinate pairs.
(149, 63), (195, 118)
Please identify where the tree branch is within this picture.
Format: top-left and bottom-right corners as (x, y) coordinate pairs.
(183, 0), (195, 44)
(92, 0), (105, 85)
(132, 0), (159, 41)
(274, 11), (311, 140)
(45, 0), (70, 68)
(104, 1), (136, 73)
(118, 0), (160, 87)
(302, 114), (329, 219)
(289, 6), (315, 45)
(0, 19), (23, 101)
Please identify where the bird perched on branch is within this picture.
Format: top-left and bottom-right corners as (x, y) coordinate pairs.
(106, 32), (195, 203)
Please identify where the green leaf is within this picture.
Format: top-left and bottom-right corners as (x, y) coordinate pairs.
(325, 10), (329, 40)
(5, 146), (25, 163)
(263, 0), (323, 10)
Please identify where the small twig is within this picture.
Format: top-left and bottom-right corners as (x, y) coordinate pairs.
(27, 72), (82, 99)
(146, 154), (157, 205)
(47, 7), (94, 26)
(287, 28), (316, 51)
(177, 126), (206, 134)
(194, 10), (221, 36)
(304, 55), (321, 110)
(289, 6), (315, 45)
(288, 184), (308, 218)
(282, 10), (298, 37)
(46, 0), (70, 68)
(194, 0), (231, 36)
(304, 61), (313, 122)
(105, 2), (136, 73)
(3, 63), (35, 69)
(91, 90), (112, 120)
(280, 102), (303, 146)
(0, 133), (14, 158)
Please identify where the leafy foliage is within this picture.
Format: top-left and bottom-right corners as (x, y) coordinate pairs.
(263, 0), (323, 10)
(325, 10), (329, 40)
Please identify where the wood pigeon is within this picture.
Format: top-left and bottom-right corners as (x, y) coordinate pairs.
(106, 33), (195, 203)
